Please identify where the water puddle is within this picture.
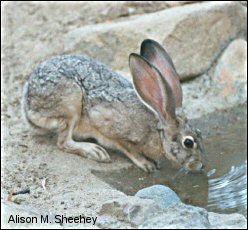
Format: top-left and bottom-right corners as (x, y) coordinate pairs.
(93, 104), (247, 216)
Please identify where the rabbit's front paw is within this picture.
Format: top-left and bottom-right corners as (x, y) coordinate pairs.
(136, 159), (156, 173)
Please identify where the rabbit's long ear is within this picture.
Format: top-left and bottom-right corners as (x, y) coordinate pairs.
(140, 39), (182, 107)
(129, 53), (176, 121)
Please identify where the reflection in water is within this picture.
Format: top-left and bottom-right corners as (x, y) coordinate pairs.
(208, 161), (247, 216)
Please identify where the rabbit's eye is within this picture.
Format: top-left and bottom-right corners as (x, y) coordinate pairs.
(184, 139), (194, 148)
(182, 136), (195, 149)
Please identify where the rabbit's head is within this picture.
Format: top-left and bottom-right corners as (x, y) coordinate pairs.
(129, 39), (207, 172)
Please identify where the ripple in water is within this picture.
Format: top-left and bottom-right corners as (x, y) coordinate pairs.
(208, 161), (247, 216)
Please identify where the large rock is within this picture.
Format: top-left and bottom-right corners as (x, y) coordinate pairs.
(97, 195), (247, 229)
(97, 196), (161, 228)
(100, 1), (201, 18)
(213, 39), (247, 98)
(139, 203), (247, 229)
(135, 185), (181, 209)
(65, 1), (247, 80)
(182, 39), (247, 119)
(139, 203), (210, 229)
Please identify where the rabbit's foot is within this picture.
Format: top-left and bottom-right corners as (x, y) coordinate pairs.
(57, 116), (111, 163)
(135, 158), (157, 173)
(81, 142), (111, 163)
(121, 149), (156, 172)
(60, 140), (111, 163)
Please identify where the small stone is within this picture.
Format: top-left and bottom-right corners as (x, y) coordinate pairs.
(13, 197), (25, 204)
(135, 185), (181, 209)
(84, 202), (93, 208)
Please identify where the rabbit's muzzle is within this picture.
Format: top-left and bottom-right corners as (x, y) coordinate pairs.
(185, 160), (204, 171)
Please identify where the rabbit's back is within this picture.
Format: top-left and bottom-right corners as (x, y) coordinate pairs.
(28, 55), (136, 109)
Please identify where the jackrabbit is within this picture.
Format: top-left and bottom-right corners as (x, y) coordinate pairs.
(22, 39), (206, 172)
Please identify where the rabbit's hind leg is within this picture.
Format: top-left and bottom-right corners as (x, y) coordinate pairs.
(57, 115), (111, 163)
(57, 92), (111, 162)
(26, 77), (111, 163)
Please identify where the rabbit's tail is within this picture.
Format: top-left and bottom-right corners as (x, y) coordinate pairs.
(21, 81), (58, 130)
